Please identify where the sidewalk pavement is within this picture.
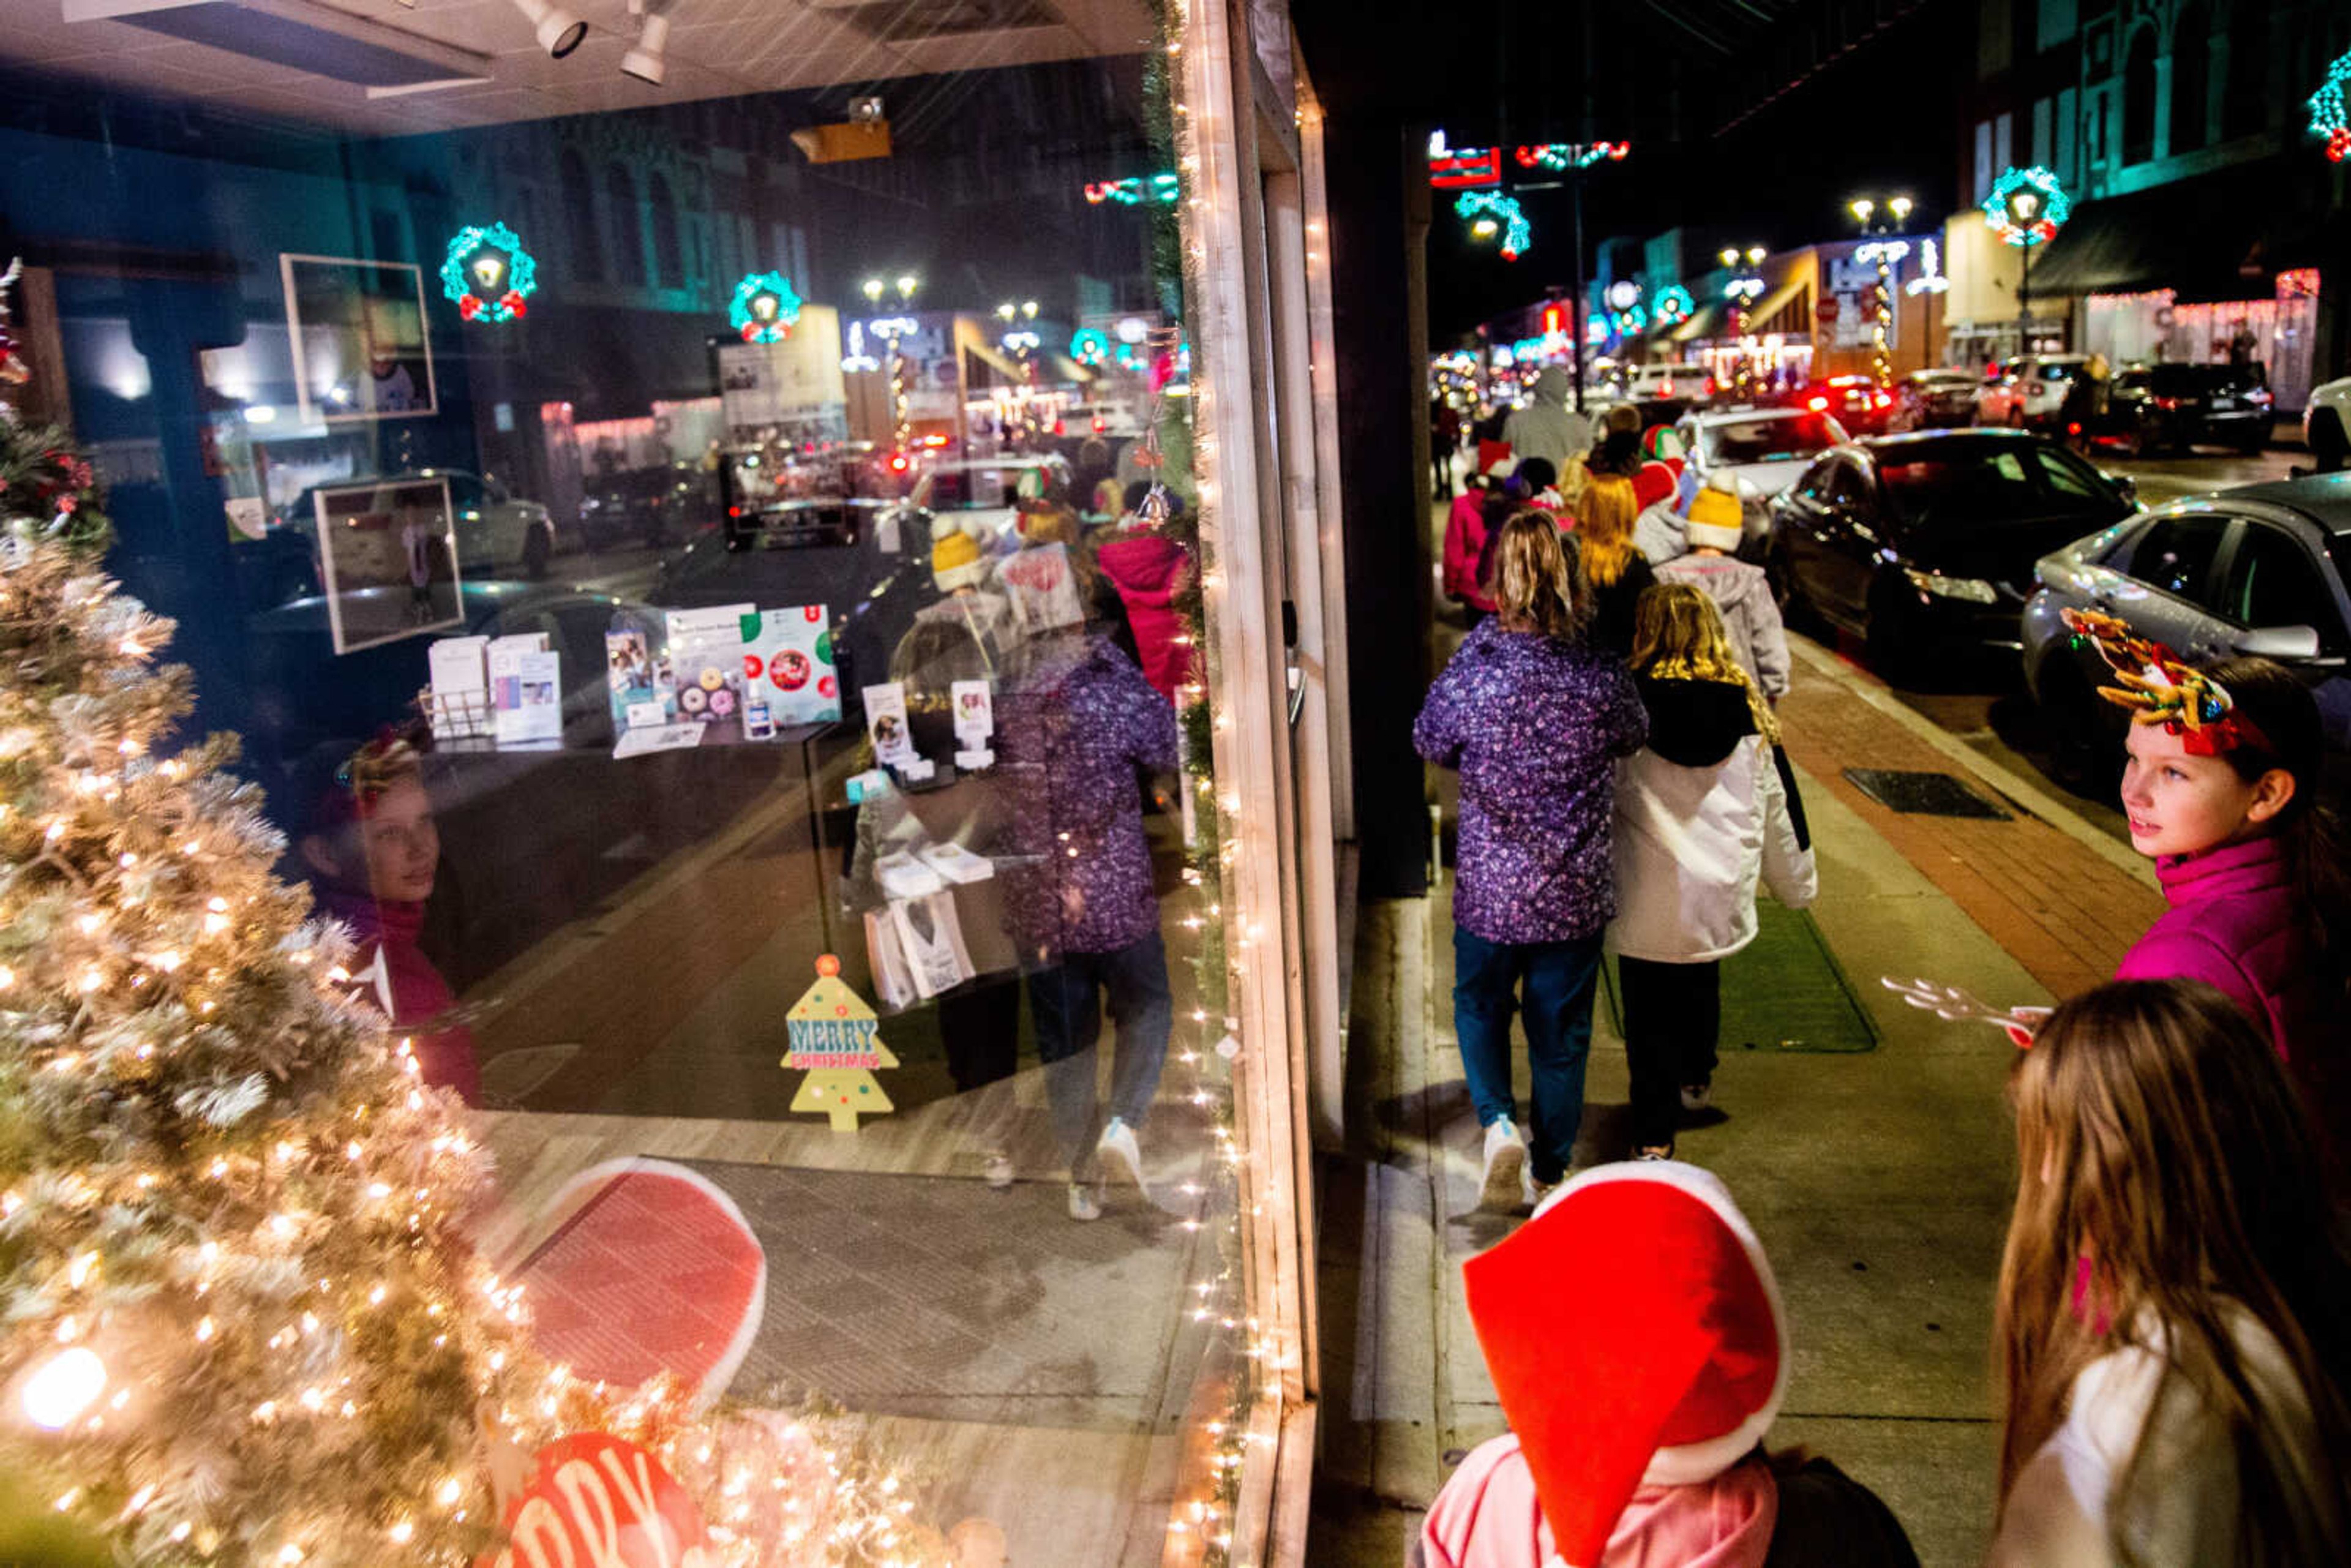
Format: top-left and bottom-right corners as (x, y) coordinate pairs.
(1308, 622), (2167, 1567)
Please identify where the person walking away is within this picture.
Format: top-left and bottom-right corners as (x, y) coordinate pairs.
(1611, 585), (1815, 1160)
(1433, 396), (1463, 497)
(2063, 612), (2350, 1168)
(1502, 367), (1592, 478)
(1444, 463), (1505, 625)
(1655, 486), (1790, 702)
(1573, 475), (1658, 657)
(1096, 503), (1197, 703)
(1987, 978), (2351, 1567)
(2058, 353), (2110, 452)
(1419, 1163), (1919, 1568)
(992, 590), (1179, 1221)
(1414, 514), (1648, 1208)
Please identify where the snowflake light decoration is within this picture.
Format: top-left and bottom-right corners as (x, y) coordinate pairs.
(730, 271), (803, 343)
(440, 222), (536, 323)
(1982, 166), (2070, 248)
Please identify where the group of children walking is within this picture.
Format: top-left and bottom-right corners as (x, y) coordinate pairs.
(1412, 414), (2351, 1567)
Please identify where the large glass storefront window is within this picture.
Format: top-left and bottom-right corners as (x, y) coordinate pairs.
(0, 7), (1288, 1556)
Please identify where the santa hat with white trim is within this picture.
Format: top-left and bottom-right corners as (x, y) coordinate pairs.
(1461, 1161), (1789, 1568)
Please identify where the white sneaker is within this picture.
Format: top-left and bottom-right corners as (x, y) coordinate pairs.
(1680, 1082), (1714, 1114)
(1067, 1180), (1103, 1221)
(1480, 1119), (1526, 1212)
(984, 1150), (1015, 1190)
(1098, 1117), (1146, 1191)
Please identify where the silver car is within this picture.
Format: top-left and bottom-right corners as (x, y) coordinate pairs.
(2021, 475), (2351, 787)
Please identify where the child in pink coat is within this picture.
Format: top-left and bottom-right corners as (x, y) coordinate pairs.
(1417, 1164), (1916, 1568)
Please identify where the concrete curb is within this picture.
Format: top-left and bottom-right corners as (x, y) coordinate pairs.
(1785, 636), (2159, 891)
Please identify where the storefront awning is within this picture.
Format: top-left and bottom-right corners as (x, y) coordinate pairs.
(2025, 163), (2326, 304)
(1670, 302), (1723, 343)
(1748, 275), (1811, 338)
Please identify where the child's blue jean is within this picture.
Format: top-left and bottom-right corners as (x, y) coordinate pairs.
(1452, 926), (1603, 1184)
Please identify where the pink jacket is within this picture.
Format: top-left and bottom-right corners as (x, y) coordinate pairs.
(1444, 492), (1496, 611)
(1420, 1436), (1775, 1568)
(2116, 835), (2342, 1161)
(1097, 530), (1196, 702)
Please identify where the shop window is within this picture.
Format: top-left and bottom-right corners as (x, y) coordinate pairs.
(2122, 24), (2158, 163)
(560, 146), (601, 281)
(648, 172), (683, 288)
(2170, 2), (2210, 154)
(606, 162), (645, 286)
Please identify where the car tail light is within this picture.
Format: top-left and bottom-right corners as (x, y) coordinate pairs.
(1092, 416), (1106, 432)
(2249, 388), (2274, 407)
(728, 505), (742, 517)
(2066, 422), (2082, 435)
(1808, 396), (1829, 411)
(888, 453), (909, 472)
(2152, 396), (2182, 410)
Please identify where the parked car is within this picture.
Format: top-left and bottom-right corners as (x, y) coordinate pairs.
(1894, 368), (1981, 430)
(1798, 375), (1899, 436)
(1766, 429), (2139, 677)
(2022, 474), (2351, 789)
(1624, 362), (1712, 403)
(2303, 375), (2351, 471)
(276, 469), (557, 584)
(1973, 353), (2089, 430)
(579, 462), (721, 551)
(2091, 363), (2274, 457)
(1673, 406), (1851, 553)
(242, 580), (641, 771)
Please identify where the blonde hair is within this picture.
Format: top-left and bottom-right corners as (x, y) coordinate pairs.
(1629, 583), (1777, 744)
(1489, 510), (1583, 642)
(1575, 475), (1640, 587)
(1997, 980), (2351, 1568)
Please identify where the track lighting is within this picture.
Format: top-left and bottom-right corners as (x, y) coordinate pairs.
(621, 1), (670, 84)
(511, 0), (587, 59)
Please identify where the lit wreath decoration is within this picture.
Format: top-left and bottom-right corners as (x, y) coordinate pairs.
(730, 271), (803, 343)
(1652, 285), (1694, 326)
(441, 222), (536, 323)
(1454, 190), (1531, 261)
(2310, 48), (2351, 162)
(1981, 166), (2070, 248)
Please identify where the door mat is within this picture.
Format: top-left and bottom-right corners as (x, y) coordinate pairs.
(1840, 767), (2012, 820)
(672, 1158), (1202, 1428)
(1603, 904), (1880, 1054)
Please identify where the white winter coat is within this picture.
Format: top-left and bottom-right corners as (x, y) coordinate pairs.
(1608, 677), (1817, 964)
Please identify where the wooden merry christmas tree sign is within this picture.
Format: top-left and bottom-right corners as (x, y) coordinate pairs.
(783, 954), (899, 1131)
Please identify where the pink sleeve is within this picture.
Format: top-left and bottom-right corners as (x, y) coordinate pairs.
(2116, 929), (2266, 1028)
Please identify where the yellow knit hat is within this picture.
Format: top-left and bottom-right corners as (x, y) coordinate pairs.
(932, 527), (985, 592)
(1685, 486), (1744, 551)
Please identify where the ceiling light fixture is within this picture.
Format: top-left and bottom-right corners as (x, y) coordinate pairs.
(620, 0), (670, 84)
(510, 0), (587, 59)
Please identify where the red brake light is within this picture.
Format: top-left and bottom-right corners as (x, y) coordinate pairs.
(727, 505), (742, 517)
(2249, 388), (2274, 406)
(1092, 416), (1106, 432)
(1807, 396), (1829, 412)
(2066, 422), (2082, 435)
(889, 454), (909, 472)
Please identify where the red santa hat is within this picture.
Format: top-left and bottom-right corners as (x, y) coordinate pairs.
(1461, 1162), (1788, 1568)
(1632, 459), (1678, 512)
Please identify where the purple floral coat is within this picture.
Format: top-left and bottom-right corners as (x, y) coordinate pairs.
(1413, 620), (1648, 945)
(994, 631), (1179, 959)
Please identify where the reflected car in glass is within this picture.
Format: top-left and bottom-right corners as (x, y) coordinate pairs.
(2022, 475), (2351, 788)
(1766, 429), (2139, 675)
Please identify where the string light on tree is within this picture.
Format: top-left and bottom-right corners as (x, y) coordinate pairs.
(2309, 47), (2351, 161)
(1453, 191), (1531, 261)
(439, 222), (536, 323)
(727, 271), (801, 344)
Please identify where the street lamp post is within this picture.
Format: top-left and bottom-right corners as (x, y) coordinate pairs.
(1849, 195), (1914, 389)
(1982, 168), (2069, 358)
(1719, 245), (1767, 395)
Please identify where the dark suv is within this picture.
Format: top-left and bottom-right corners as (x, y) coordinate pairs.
(2099, 363), (2274, 457)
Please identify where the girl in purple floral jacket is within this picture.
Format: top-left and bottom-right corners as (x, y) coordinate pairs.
(1414, 513), (1649, 1210)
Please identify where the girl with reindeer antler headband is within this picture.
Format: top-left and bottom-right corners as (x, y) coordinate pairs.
(2055, 607), (2350, 1172)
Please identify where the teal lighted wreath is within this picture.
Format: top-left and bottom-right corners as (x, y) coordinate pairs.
(2310, 48), (2351, 162)
(1981, 166), (2069, 248)
(1454, 191), (1531, 261)
(730, 271), (803, 343)
(1652, 285), (1694, 326)
(441, 222), (536, 323)
(1070, 328), (1110, 366)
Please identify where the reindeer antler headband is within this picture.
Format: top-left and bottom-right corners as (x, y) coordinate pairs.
(2060, 608), (2270, 757)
